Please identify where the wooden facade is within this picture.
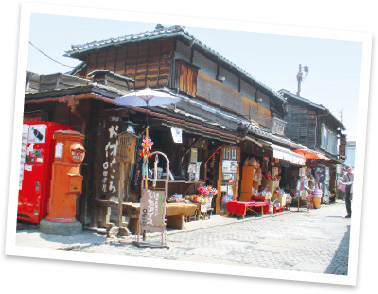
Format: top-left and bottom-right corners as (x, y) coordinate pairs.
(281, 89), (344, 158)
(67, 27), (286, 134)
(74, 39), (174, 90)
(285, 102), (317, 150)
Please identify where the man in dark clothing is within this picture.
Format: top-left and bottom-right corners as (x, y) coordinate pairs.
(341, 164), (354, 218)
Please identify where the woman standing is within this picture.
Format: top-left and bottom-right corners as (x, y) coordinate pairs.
(341, 164), (354, 218)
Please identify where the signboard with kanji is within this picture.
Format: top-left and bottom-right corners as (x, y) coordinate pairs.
(100, 117), (122, 198)
(340, 134), (346, 160)
(139, 189), (167, 232)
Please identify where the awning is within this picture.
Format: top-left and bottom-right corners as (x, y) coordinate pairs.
(161, 121), (237, 145)
(271, 144), (306, 166)
(292, 149), (331, 161)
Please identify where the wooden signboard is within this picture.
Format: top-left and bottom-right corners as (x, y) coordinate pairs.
(117, 131), (138, 164)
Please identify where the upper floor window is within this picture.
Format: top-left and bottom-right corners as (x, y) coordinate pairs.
(321, 124), (338, 155)
(174, 59), (199, 97)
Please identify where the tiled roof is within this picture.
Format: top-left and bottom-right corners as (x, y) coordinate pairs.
(279, 89), (345, 129)
(159, 88), (305, 150)
(279, 89), (325, 110)
(64, 24), (285, 103)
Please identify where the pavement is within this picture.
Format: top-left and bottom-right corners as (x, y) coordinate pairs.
(15, 207), (291, 250)
(14, 200), (351, 275)
(16, 200), (345, 258)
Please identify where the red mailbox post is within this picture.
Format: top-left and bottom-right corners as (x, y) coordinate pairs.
(40, 130), (85, 235)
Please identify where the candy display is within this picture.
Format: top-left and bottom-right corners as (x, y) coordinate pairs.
(167, 195), (187, 203)
(186, 194), (210, 204)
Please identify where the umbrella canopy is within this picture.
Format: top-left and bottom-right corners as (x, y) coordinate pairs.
(114, 88), (181, 107)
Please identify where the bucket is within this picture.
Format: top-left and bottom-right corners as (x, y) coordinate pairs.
(313, 197), (321, 209)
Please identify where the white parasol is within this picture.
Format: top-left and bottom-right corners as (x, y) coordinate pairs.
(114, 87), (181, 107)
(114, 87), (181, 135)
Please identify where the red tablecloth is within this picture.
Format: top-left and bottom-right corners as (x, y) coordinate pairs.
(227, 200), (269, 215)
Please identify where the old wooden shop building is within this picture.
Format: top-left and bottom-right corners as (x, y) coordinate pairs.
(23, 24), (345, 231)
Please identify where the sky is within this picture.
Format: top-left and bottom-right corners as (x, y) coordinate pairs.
(27, 13), (363, 139)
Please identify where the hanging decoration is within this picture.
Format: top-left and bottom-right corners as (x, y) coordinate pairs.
(141, 136), (153, 159)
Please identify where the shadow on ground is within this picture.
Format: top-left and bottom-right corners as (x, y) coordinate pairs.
(324, 225), (350, 275)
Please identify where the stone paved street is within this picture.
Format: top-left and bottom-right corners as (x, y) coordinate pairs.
(73, 200), (350, 275)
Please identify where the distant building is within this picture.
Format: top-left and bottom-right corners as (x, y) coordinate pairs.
(345, 140), (356, 170)
(278, 89), (345, 159)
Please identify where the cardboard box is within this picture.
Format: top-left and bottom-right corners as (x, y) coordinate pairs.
(261, 179), (280, 193)
(272, 194), (287, 207)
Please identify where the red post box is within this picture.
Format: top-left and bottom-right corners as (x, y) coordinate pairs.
(40, 130), (85, 235)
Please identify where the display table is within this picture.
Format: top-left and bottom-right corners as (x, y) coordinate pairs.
(184, 203), (210, 221)
(123, 202), (197, 234)
(227, 200), (269, 218)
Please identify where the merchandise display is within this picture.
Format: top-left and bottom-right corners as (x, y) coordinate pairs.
(167, 195), (187, 203)
(165, 185), (219, 221)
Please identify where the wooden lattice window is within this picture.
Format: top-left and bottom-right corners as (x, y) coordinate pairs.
(175, 59), (199, 97)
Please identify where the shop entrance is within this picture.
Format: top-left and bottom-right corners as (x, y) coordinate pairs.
(216, 146), (240, 214)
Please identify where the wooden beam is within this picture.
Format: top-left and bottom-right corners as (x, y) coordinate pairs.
(104, 47), (109, 70)
(114, 45), (118, 74)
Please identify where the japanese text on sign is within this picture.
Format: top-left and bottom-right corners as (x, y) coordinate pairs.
(101, 118), (120, 196)
(140, 190), (166, 232)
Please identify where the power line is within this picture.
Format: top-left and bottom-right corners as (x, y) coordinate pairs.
(28, 41), (76, 69)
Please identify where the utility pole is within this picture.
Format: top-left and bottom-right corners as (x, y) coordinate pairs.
(296, 64), (309, 96)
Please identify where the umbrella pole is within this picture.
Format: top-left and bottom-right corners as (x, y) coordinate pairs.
(145, 101), (150, 187)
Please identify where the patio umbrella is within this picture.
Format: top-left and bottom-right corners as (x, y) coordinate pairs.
(114, 88), (181, 136)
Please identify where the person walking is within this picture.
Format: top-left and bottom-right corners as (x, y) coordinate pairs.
(341, 164), (354, 218)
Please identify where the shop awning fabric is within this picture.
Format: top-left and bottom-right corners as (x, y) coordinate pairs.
(271, 144), (306, 166)
(292, 149), (331, 161)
